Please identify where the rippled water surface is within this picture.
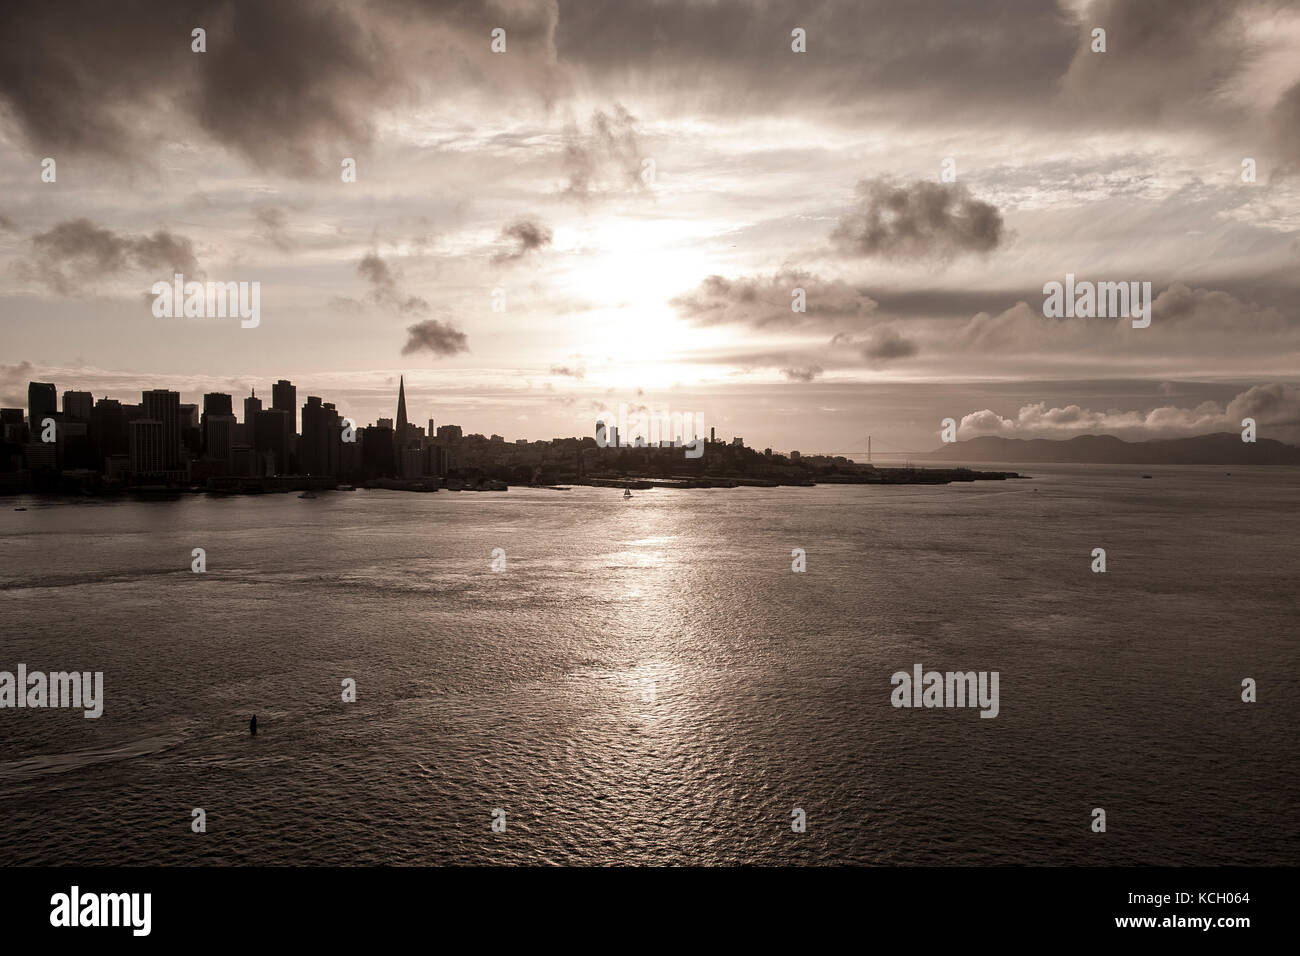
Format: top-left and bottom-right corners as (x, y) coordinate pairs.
(1, 464), (1297, 865)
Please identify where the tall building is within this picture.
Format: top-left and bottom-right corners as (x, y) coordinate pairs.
(28, 382), (57, 428)
(243, 390), (262, 450)
(300, 396), (341, 476)
(203, 393), (233, 418)
(361, 424), (396, 479)
(254, 408), (291, 475)
(91, 398), (128, 464)
(205, 415), (235, 463)
(63, 391), (93, 422)
(129, 419), (165, 475)
(1, 408), (24, 448)
(395, 375), (409, 441)
(202, 392), (233, 455)
(272, 379), (297, 434)
(141, 389), (182, 470)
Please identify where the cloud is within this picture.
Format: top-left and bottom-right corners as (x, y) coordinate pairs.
(954, 285), (1292, 360)
(18, 219), (198, 295)
(254, 206), (294, 252)
(1059, 0), (1250, 124)
(781, 366), (823, 382)
(831, 326), (919, 364)
(670, 270), (876, 328)
(0, 0), (1285, 182)
(1, 360), (37, 406)
(401, 318), (469, 357)
(493, 219), (553, 262)
(550, 364), (585, 380)
(830, 178), (1005, 260)
(0, 0), (562, 176)
(1273, 78), (1300, 165)
(1226, 382), (1300, 426)
(562, 104), (646, 199)
(555, 0), (1079, 121)
(357, 252), (428, 315)
(957, 383), (1300, 440)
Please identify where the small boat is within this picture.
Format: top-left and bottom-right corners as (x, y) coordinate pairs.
(13, 507), (26, 511)
(1140, 474), (1152, 479)
(622, 487), (633, 499)
(298, 491), (318, 498)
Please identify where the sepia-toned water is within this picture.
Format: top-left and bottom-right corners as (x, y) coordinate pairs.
(1, 464), (1297, 865)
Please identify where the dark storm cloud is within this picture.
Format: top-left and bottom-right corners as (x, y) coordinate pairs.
(0, 0), (1278, 177)
(1271, 78), (1300, 165)
(357, 252), (430, 315)
(670, 271), (876, 328)
(830, 179), (1005, 260)
(1059, 0), (1251, 121)
(0, 1), (399, 173)
(554, 0), (1078, 116)
(18, 219), (198, 295)
(401, 318), (469, 357)
(0, 0), (561, 175)
(493, 219), (553, 262)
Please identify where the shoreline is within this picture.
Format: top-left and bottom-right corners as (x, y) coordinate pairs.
(2, 466), (1029, 499)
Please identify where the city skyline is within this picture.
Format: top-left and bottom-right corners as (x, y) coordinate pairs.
(2, 0), (1297, 919)
(3, 1), (1300, 453)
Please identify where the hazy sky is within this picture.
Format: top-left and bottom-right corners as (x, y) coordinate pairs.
(3, 0), (1300, 452)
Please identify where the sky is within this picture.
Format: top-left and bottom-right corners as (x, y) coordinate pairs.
(2, 0), (1300, 454)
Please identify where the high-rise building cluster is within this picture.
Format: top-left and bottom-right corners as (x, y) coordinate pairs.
(0, 376), (458, 491)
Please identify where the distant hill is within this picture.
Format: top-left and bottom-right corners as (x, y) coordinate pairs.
(923, 432), (1300, 465)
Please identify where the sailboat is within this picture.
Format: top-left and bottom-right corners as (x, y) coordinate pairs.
(622, 487), (633, 499)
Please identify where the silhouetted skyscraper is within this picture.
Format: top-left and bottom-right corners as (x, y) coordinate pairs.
(63, 391), (93, 422)
(395, 376), (409, 444)
(254, 408), (291, 475)
(28, 382), (56, 428)
(203, 392), (233, 418)
(300, 396), (340, 476)
(244, 390), (262, 450)
(129, 419), (165, 475)
(272, 380), (297, 434)
(90, 399), (127, 465)
(141, 389), (182, 470)
(202, 392), (233, 455)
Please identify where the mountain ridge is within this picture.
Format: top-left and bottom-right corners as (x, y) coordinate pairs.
(923, 432), (1300, 465)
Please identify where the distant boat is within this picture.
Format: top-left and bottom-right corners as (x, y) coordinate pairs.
(298, 491), (318, 498)
(1140, 474), (1153, 479)
(623, 487), (633, 499)
(13, 507), (26, 511)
